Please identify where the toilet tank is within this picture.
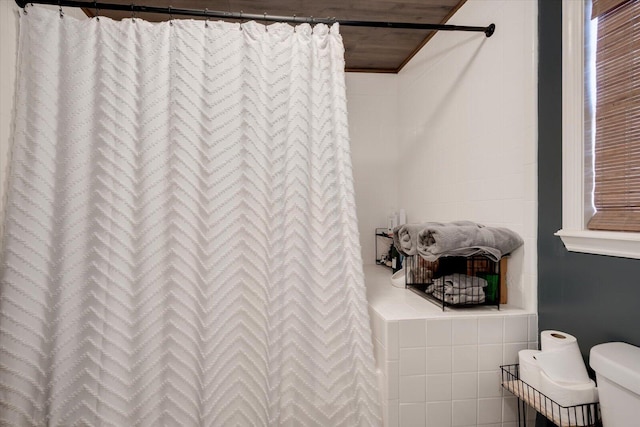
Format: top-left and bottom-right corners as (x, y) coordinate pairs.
(589, 342), (640, 427)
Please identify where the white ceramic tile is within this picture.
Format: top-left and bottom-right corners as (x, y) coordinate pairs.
(502, 342), (528, 366)
(399, 402), (426, 427)
(528, 314), (538, 342)
(381, 400), (388, 427)
(426, 346), (452, 374)
(378, 370), (387, 402)
(452, 399), (477, 427)
(400, 319), (426, 348)
(426, 373), (452, 402)
(373, 338), (385, 371)
(387, 399), (399, 427)
(386, 321), (398, 360)
(452, 345), (478, 373)
(478, 344), (503, 371)
(399, 375), (426, 403)
(501, 422), (518, 427)
(504, 315), (528, 343)
(400, 347), (426, 376)
(477, 397), (503, 424)
(453, 318), (478, 345)
(427, 401), (452, 427)
(427, 319), (452, 346)
(452, 372), (478, 400)
(478, 370), (502, 398)
(478, 317), (504, 344)
(501, 397), (519, 423)
(370, 308), (385, 344)
(387, 360), (399, 400)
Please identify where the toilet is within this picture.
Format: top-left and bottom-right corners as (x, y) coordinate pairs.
(589, 342), (640, 427)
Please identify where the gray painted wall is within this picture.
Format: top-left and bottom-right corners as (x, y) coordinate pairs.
(537, 0), (640, 364)
(537, 2), (640, 424)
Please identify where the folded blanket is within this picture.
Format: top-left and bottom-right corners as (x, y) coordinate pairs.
(426, 284), (485, 296)
(432, 290), (486, 305)
(443, 285), (485, 296)
(417, 222), (523, 261)
(393, 220), (479, 256)
(433, 273), (488, 289)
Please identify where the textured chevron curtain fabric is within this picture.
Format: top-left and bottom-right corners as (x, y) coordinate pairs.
(0, 6), (380, 426)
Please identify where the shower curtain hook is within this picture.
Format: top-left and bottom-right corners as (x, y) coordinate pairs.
(130, 4), (136, 22)
(264, 12), (267, 32)
(239, 10), (243, 31)
(58, 0), (63, 18)
(94, 1), (99, 21)
(169, 5), (173, 26)
(204, 8), (208, 28)
(293, 14), (296, 32)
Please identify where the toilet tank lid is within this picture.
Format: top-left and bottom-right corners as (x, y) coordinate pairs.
(590, 342), (640, 395)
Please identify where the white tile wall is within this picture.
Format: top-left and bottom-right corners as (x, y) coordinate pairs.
(478, 317), (504, 344)
(452, 319), (478, 345)
(427, 319), (452, 346)
(400, 402), (426, 427)
(452, 399), (477, 426)
(478, 398), (503, 424)
(400, 375), (426, 403)
(452, 373), (478, 400)
(504, 315), (529, 343)
(400, 348), (427, 376)
(372, 306), (538, 427)
(426, 374), (452, 402)
(400, 320), (427, 348)
(345, 73), (398, 268)
(478, 345), (503, 371)
(427, 401), (452, 426)
(452, 345), (478, 373)
(426, 346), (452, 375)
(394, 0), (538, 313)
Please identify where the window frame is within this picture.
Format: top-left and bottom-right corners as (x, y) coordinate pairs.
(555, 0), (640, 259)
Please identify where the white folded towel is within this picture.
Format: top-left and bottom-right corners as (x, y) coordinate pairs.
(432, 290), (486, 305)
(433, 273), (488, 289)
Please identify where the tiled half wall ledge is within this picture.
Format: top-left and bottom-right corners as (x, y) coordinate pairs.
(365, 265), (538, 427)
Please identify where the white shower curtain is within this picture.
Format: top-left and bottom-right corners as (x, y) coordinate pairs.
(0, 6), (380, 426)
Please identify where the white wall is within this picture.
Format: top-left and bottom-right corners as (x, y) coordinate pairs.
(395, 0), (538, 311)
(346, 73), (399, 266)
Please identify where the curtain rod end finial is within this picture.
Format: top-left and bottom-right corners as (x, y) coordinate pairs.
(485, 23), (495, 37)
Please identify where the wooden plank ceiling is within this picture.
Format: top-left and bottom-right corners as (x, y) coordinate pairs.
(82, 0), (467, 73)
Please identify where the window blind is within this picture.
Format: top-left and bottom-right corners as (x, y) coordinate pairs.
(591, 0), (631, 18)
(587, 0), (640, 232)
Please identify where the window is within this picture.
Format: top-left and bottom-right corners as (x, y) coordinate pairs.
(556, 0), (640, 259)
(588, 0), (640, 232)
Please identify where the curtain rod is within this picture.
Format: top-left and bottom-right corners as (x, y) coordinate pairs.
(15, 0), (496, 37)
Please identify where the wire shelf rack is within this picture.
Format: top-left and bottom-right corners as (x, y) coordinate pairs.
(500, 364), (601, 427)
(405, 254), (502, 310)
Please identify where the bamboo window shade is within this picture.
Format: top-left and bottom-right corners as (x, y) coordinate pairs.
(587, 0), (640, 232)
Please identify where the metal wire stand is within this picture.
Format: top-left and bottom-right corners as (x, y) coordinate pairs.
(500, 364), (601, 427)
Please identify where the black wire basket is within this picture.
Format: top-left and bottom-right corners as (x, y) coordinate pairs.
(500, 364), (601, 427)
(405, 254), (502, 310)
